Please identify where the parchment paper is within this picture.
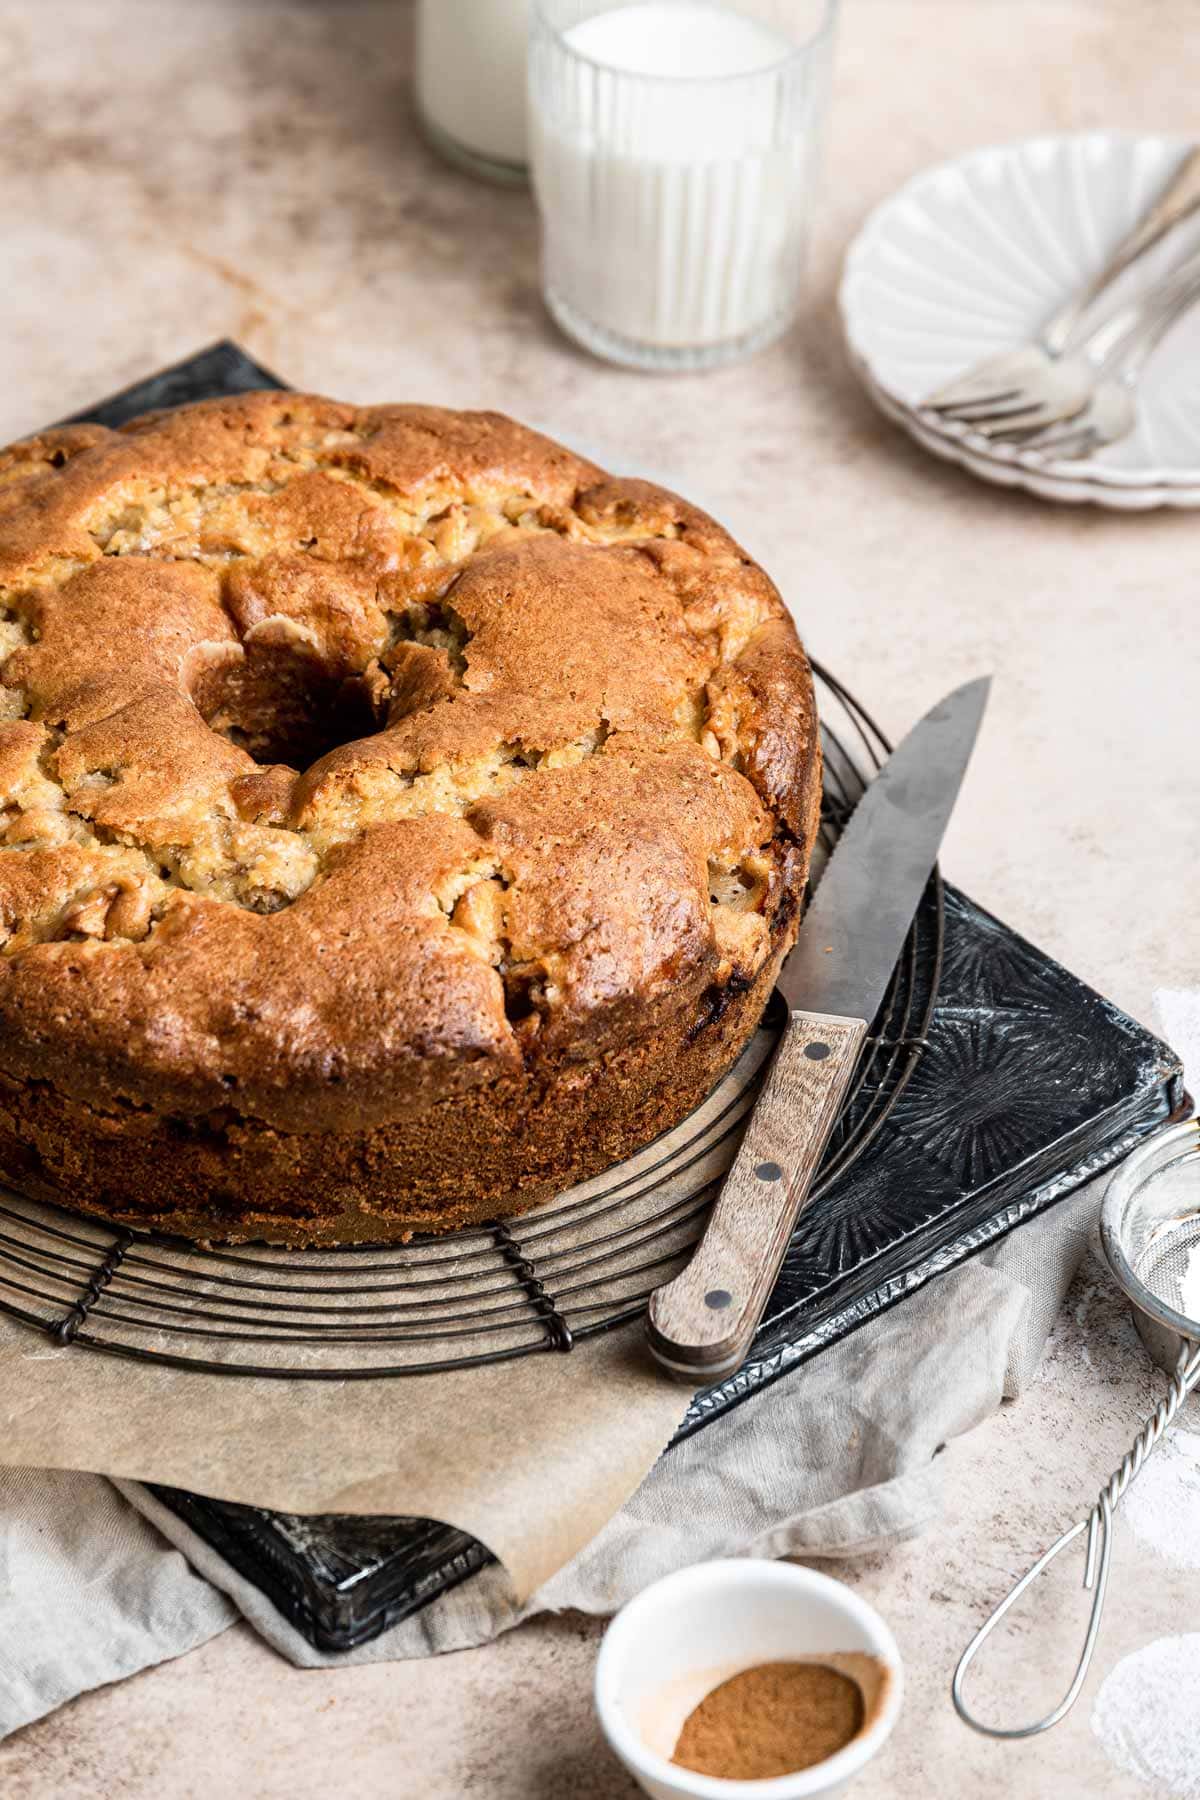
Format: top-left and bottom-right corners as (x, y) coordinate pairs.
(0, 1308), (688, 1602)
(0, 1029), (780, 1602)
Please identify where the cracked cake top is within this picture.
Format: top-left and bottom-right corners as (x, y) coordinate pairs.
(0, 393), (819, 1132)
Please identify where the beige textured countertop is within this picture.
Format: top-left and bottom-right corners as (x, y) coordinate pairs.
(0, 2), (1197, 1795)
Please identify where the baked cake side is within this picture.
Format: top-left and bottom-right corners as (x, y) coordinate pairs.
(0, 394), (820, 1241)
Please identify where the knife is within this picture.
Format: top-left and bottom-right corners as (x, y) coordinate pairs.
(646, 676), (991, 1380)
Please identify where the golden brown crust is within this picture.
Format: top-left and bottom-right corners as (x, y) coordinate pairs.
(0, 393), (820, 1240)
(0, 927), (790, 1244)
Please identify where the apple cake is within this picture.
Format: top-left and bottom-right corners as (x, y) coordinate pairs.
(0, 393), (821, 1242)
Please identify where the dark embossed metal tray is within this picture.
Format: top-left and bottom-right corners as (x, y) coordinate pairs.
(64, 344), (1183, 1651)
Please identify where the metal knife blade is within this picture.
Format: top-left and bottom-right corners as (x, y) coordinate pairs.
(777, 675), (991, 1021)
(646, 674), (990, 1381)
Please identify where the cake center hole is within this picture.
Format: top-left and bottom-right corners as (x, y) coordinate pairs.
(196, 644), (386, 771)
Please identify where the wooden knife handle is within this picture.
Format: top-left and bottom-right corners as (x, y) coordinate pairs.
(646, 1010), (867, 1381)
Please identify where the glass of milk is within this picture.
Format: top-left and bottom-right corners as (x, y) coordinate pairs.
(529, 0), (838, 369)
(416, 0), (530, 184)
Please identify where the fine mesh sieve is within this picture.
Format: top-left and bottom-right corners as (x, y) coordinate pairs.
(953, 1118), (1200, 1740)
(1139, 1222), (1200, 1316)
(1103, 1122), (1200, 1373)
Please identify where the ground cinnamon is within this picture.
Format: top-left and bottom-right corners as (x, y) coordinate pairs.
(671, 1660), (865, 1781)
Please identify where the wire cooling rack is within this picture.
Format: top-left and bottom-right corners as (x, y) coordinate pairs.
(0, 662), (942, 1379)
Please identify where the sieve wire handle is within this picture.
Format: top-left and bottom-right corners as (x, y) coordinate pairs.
(952, 1339), (1200, 1739)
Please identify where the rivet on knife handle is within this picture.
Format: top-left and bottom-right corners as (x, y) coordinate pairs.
(646, 1010), (866, 1380)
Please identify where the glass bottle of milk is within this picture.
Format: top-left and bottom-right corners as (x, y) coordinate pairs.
(416, 0), (530, 184)
(529, 1), (838, 370)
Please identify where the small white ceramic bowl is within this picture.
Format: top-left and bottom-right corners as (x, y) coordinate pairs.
(594, 1560), (903, 1800)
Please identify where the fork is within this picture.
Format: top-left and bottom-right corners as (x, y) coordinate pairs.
(996, 258), (1200, 460)
(922, 145), (1200, 432)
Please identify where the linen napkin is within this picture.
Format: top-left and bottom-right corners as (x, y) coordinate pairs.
(0, 1176), (1099, 1733)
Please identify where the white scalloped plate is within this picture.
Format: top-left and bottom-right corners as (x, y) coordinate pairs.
(840, 132), (1200, 507)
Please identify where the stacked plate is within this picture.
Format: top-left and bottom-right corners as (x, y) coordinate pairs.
(840, 132), (1200, 509)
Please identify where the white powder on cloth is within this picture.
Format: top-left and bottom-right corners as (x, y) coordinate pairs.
(1122, 1427), (1200, 1569)
(1092, 1635), (1200, 1796)
(1153, 987), (1200, 1104)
